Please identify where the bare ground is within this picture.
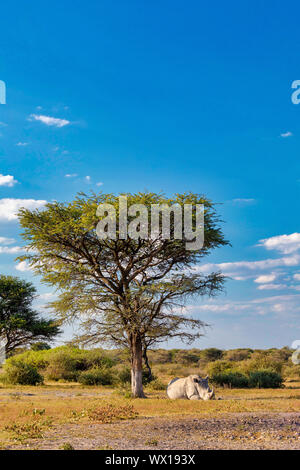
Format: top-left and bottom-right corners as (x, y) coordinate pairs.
(6, 412), (300, 450)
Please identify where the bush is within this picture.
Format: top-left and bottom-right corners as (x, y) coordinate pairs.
(172, 350), (200, 364)
(44, 350), (81, 381)
(1, 360), (43, 385)
(4, 346), (116, 383)
(200, 348), (223, 362)
(31, 342), (51, 351)
(222, 349), (252, 362)
(147, 378), (166, 390)
(283, 364), (300, 379)
(142, 368), (156, 385)
(148, 349), (173, 364)
(78, 368), (113, 386)
(117, 367), (131, 384)
(211, 372), (249, 388)
(239, 353), (283, 375)
(249, 370), (283, 389)
(207, 360), (233, 376)
(265, 347), (292, 362)
(84, 403), (138, 423)
(4, 350), (49, 370)
(42, 347), (115, 382)
(83, 350), (116, 369)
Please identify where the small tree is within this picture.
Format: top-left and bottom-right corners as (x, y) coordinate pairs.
(0, 275), (60, 355)
(18, 192), (228, 397)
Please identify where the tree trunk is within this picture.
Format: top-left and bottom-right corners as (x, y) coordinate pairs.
(131, 334), (146, 398)
(143, 347), (153, 382)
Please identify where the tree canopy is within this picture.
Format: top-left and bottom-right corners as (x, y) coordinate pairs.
(0, 275), (61, 355)
(18, 191), (228, 397)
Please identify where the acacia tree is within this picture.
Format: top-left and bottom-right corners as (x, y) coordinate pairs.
(18, 192), (228, 397)
(0, 275), (60, 355)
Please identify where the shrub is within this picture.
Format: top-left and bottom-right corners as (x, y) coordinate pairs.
(1, 360), (43, 385)
(211, 372), (249, 388)
(147, 378), (166, 390)
(86, 403), (138, 423)
(148, 349), (173, 364)
(4, 346), (116, 382)
(31, 342), (51, 351)
(222, 349), (252, 362)
(43, 348), (115, 382)
(142, 368), (156, 385)
(207, 360), (233, 376)
(200, 348), (223, 362)
(44, 351), (79, 382)
(71, 403), (138, 423)
(4, 350), (49, 370)
(249, 370), (283, 388)
(172, 350), (200, 364)
(283, 364), (300, 379)
(83, 349), (116, 369)
(61, 443), (75, 450)
(239, 356), (283, 375)
(117, 367), (131, 384)
(265, 347), (292, 362)
(77, 368), (113, 386)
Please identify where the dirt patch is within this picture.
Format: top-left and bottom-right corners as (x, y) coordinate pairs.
(6, 412), (300, 450)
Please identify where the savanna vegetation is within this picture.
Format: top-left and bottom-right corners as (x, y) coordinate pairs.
(0, 345), (299, 450)
(0, 193), (297, 448)
(1, 345), (299, 388)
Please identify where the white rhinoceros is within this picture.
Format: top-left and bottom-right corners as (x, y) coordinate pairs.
(166, 374), (214, 400)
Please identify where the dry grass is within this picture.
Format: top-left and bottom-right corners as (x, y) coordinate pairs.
(0, 380), (299, 448)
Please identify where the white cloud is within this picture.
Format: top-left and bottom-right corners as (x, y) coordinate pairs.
(231, 198), (256, 205)
(196, 303), (247, 313)
(179, 293), (300, 318)
(257, 283), (287, 290)
(259, 233), (300, 254)
(29, 114), (70, 128)
(293, 273), (300, 281)
(16, 142), (29, 147)
(250, 293), (300, 304)
(0, 246), (24, 254)
(254, 274), (276, 284)
(65, 173), (77, 178)
(199, 254), (300, 275)
(280, 131), (293, 138)
(16, 261), (32, 272)
(272, 303), (285, 312)
(0, 236), (15, 245)
(291, 285), (300, 291)
(38, 292), (56, 300)
(0, 198), (47, 221)
(96, 182), (103, 187)
(85, 175), (91, 182)
(0, 174), (18, 187)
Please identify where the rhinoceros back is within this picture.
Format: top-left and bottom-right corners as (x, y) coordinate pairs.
(166, 377), (187, 399)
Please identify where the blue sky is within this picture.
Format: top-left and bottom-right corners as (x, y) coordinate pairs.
(0, 1), (300, 349)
